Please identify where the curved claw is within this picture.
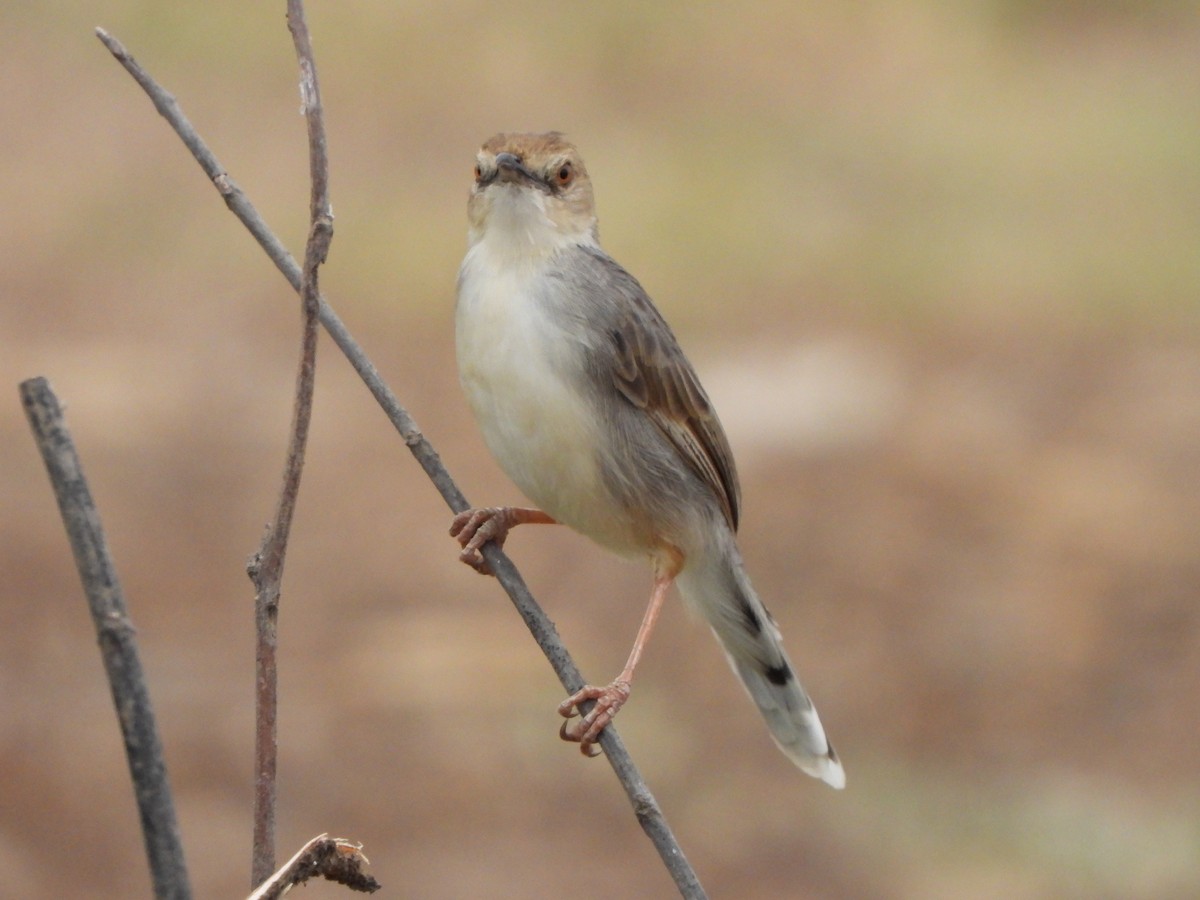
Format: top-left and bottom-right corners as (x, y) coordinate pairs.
(559, 717), (604, 757)
(556, 680), (631, 758)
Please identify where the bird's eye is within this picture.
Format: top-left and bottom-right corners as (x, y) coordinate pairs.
(553, 162), (574, 187)
(473, 163), (484, 182)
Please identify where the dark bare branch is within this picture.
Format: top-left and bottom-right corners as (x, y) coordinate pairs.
(96, 27), (708, 899)
(20, 377), (193, 900)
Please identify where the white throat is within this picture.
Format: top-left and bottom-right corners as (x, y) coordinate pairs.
(471, 184), (597, 266)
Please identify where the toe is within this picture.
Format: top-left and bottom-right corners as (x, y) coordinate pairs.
(458, 548), (493, 576)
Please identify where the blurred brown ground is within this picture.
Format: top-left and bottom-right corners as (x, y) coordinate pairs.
(2, 3), (1198, 898)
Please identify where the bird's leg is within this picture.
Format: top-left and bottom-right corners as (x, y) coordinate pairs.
(450, 506), (556, 574)
(558, 551), (682, 757)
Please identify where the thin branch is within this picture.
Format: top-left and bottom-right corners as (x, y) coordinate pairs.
(19, 377), (193, 900)
(244, 0), (333, 888)
(96, 27), (708, 899)
(247, 834), (380, 899)
(94, 26), (461, 506)
(248, 576), (279, 892)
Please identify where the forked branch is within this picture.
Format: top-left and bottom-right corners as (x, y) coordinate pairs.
(243, 0), (333, 888)
(96, 25), (708, 900)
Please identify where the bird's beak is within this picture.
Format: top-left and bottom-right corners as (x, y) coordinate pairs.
(494, 152), (541, 187)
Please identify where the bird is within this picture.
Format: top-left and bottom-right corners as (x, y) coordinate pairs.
(450, 131), (844, 789)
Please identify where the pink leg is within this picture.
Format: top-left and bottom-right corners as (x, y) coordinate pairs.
(449, 506), (556, 574)
(558, 554), (681, 757)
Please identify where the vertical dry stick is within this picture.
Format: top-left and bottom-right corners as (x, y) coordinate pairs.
(96, 28), (708, 899)
(20, 377), (193, 900)
(245, 0), (333, 887)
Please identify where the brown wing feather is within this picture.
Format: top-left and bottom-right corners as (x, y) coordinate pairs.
(609, 294), (741, 531)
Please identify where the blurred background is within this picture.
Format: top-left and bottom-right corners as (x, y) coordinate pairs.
(2, 2), (1198, 897)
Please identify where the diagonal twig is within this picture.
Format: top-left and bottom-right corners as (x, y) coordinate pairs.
(20, 377), (193, 900)
(95, 26), (708, 899)
(244, 0), (334, 888)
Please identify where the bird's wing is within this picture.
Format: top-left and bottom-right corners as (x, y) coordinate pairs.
(608, 287), (742, 531)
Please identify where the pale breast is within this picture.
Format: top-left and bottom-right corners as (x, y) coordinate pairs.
(456, 247), (642, 555)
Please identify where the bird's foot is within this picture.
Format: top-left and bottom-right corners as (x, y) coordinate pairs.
(450, 506), (552, 574)
(450, 507), (516, 574)
(451, 504), (511, 573)
(557, 680), (631, 757)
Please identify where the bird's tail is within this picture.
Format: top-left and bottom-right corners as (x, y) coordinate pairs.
(675, 526), (845, 789)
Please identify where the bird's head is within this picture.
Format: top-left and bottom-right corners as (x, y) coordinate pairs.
(467, 132), (598, 258)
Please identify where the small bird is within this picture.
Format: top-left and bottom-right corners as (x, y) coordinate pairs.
(451, 132), (844, 788)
